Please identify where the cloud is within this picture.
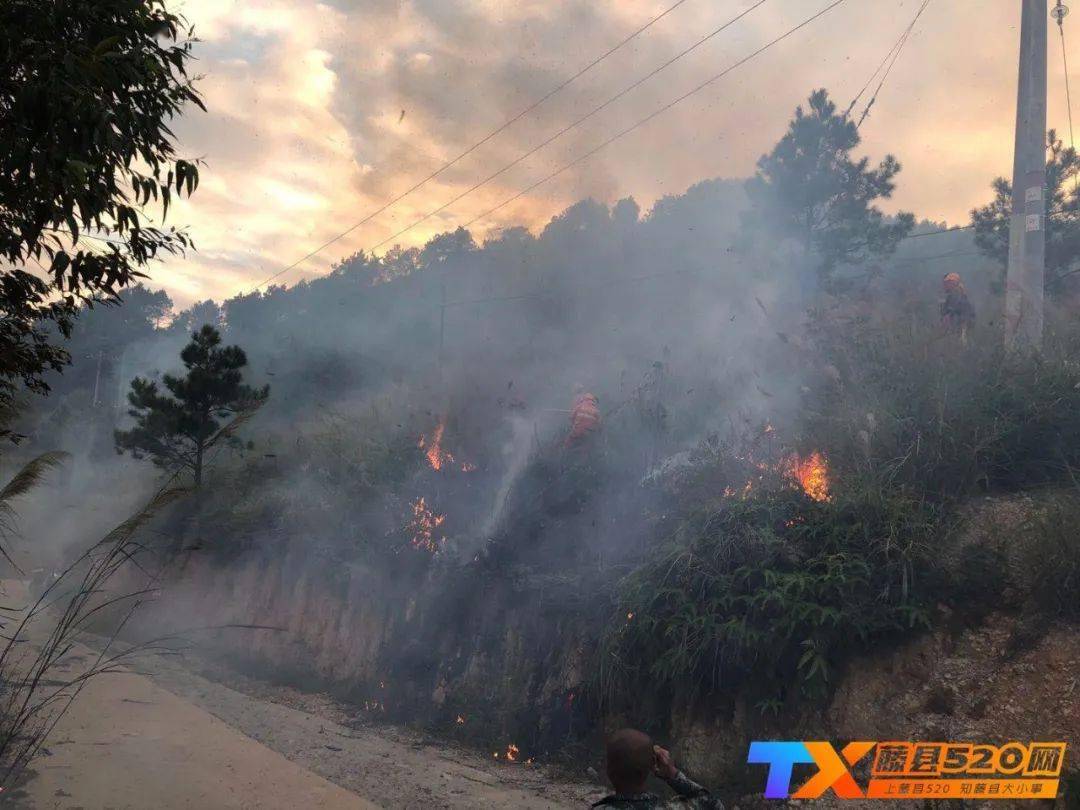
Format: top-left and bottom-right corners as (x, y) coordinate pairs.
(152, 1), (1052, 308)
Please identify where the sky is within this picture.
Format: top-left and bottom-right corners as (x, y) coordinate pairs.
(153, 0), (1076, 307)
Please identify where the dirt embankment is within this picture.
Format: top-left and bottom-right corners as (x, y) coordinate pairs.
(116, 492), (1080, 807)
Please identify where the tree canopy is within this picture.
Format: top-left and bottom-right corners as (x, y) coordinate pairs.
(0, 0), (203, 438)
(971, 130), (1080, 295)
(115, 326), (268, 486)
(743, 88), (914, 290)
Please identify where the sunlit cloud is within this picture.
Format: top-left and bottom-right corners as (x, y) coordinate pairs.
(150, 0), (1068, 308)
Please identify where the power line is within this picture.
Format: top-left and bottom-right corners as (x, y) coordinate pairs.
(341, 0), (849, 306)
(437, 251), (985, 311)
(1054, 0), (1077, 195)
(246, 0), (697, 293)
(261, 0), (842, 295)
(903, 205), (1077, 241)
(1059, 9), (1075, 149)
(902, 222), (976, 240)
(359, 0), (769, 258)
(854, 0), (932, 128)
(844, 2), (920, 118)
(458, 0), (849, 236)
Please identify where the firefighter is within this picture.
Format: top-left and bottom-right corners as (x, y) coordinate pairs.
(566, 384), (601, 447)
(940, 272), (975, 344)
(593, 729), (724, 809)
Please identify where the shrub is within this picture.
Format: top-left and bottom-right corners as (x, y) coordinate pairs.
(601, 482), (938, 712)
(802, 314), (1080, 504)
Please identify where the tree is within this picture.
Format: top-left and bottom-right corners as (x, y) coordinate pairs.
(115, 326), (268, 486)
(45, 284), (173, 409)
(971, 130), (1080, 295)
(167, 298), (222, 338)
(744, 89), (914, 289)
(0, 0), (204, 438)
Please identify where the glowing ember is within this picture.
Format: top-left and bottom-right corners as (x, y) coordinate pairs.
(506, 744), (520, 762)
(418, 419), (454, 471)
(408, 496), (447, 552)
(784, 451), (830, 502)
(456, 715), (465, 725)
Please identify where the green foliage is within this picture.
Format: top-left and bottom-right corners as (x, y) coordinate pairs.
(604, 484), (936, 709)
(802, 313), (1080, 503)
(0, 0), (203, 437)
(971, 130), (1080, 295)
(744, 88), (914, 289)
(115, 326), (268, 485)
(603, 311), (1080, 716)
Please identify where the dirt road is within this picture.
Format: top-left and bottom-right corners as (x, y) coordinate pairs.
(10, 640), (603, 809)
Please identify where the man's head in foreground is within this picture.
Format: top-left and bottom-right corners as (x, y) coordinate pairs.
(605, 728), (656, 795)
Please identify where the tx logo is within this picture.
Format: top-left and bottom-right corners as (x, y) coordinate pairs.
(747, 741), (876, 799)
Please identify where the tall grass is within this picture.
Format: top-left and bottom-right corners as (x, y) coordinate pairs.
(599, 309), (1080, 719)
(0, 472), (188, 789)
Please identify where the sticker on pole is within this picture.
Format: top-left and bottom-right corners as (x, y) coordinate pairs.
(1026, 215), (1041, 232)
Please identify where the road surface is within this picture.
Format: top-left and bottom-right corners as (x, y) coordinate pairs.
(6, 637), (601, 809)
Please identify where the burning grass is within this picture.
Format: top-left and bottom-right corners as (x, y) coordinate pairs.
(783, 451), (830, 502)
(407, 496), (446, 553)
(418, 419), (453, 471)
(418, 417), (476, 474)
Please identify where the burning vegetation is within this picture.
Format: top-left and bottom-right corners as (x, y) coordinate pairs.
(783, 451), (830, 502)
(719, 441), (831, 503)
(407, 496), (446, 553)
(418, 419), (453, 471)
(418, 418), (476, 473)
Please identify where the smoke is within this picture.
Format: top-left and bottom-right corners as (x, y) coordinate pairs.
(2, 161), (997, 762)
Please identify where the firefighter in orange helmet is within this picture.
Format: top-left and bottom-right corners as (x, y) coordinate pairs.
(940, 272), (975, 344)
(566, 384), (601, 448)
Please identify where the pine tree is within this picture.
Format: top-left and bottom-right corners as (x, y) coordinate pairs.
(115, 325), (268, 486)
(971, 130), (1080, 296)
(744, 88), (914, 290)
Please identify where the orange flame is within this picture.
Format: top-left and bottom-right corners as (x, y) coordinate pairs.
(408, 496), (447, 552)
(419, 419), (477, 472)
(418, 420), (454, 470)
(506, 744), (520, 762)
(783, 452), (830, 502)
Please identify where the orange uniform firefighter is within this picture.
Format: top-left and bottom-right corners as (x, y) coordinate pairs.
(940, 272), (975, 342)
(566, 385), (601, 447)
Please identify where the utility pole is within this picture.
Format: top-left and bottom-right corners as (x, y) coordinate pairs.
(1005, 0), (1049, 351)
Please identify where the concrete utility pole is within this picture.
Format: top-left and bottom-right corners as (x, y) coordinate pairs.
(1005, 0), (1049, 351)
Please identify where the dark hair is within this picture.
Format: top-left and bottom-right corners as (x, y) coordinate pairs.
(606, 728), (653, 794)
